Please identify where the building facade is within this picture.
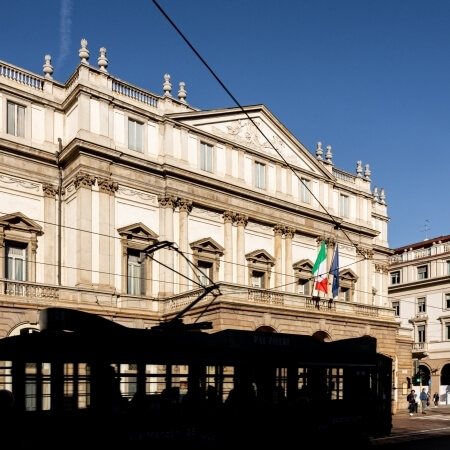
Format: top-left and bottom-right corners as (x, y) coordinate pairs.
(0, 40), (409, 411)
(389, 235), (450, 405)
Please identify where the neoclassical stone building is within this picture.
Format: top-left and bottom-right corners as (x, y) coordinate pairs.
(0, 40), (410, 411)
(389, 235), (450, 404)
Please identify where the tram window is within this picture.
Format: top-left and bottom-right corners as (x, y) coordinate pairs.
(0, 360), (13, 391)
(328, 367), (343, 400)
(25, 362), (51, 411)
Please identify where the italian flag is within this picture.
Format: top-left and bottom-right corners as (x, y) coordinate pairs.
(312, 241), (328, 294)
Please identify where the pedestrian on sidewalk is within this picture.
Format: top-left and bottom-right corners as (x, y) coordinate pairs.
(433, 392), (439, 407)
(407, 389), (417, 416)
(419, 388), (428, 414)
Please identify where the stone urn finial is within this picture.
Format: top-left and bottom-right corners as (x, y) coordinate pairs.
(316, 142), (323, 160)
(98, 47), (108, 73)
(178, 81), (187, 103)
(356, 160), (363, 177)
(79, 39), (90, 64)
(325, 145), (333, 164)
(163, 73), (172, 97)
(43, 54), (53, 79)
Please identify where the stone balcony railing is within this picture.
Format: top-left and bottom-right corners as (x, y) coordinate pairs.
(412, 342), (428, 353)
(0, 279), (395, 321)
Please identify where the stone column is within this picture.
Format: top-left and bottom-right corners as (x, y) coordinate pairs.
(42, 183), (58, 284)
(235, 214), (248, 285)
(177, 198), (192, 293)
(223, 211), (235, 282)
(97, 177), (118, 288)
(74, 172), (96, 286)
(273, 224), (284, 289)
(158, 195), (176, 297)
(284, 227), (295, 293)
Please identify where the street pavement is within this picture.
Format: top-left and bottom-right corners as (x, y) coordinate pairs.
(372, 404), (450, 446)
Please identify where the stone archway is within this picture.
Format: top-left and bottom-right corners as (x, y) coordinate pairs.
(312, 330), (331, 342)
(255, 326), (276, 333)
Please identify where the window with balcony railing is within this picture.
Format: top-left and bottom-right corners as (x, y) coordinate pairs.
(417, 325), (426, 343)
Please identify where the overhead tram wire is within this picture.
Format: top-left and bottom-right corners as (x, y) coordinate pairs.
(151, 0), (370, 262)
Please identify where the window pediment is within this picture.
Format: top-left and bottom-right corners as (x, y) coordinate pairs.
(190, 238), (224, 256)
(246, 249), (275, 266)
(118, 223), (158, 242)
(0, 212), (43, 235)
(339, 268), (358, 283)
(293, 259), (314, 273)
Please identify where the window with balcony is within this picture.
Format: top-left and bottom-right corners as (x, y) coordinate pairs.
(118, 223), (158, 296)
(446, 293), (450, 310)
(297, 279), (310, 295)
(200, 142), (213, 172)
(251, 270), (266, 288)
(6, 242), (27, 281)
(128, 118), (143, 152)
(392, 301), (400, 317)
(7, 101), (26, 138)
(246, 249), (275, 289)
(0, 213), (42, 291)
(197, 261), (213, 285)
(339, 194), (349, 218)
(127, 249), (143, 295)
(417, 265), (428, 280)
(341, 287), (350, 302)
(190, 238), (224, 287)
(417, 325), (426, 343)
(300, 178), (310, 203)
(390, 271), (400, 285)
(417, 297), (426, 313)
(254, 161), (266, 189)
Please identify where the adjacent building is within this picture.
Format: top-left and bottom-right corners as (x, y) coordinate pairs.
(0, 40), (410, 411)
(389, 235), (450, 404)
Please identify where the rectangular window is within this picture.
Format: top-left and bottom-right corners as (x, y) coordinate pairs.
(417, 297), (426, 313)
(127, 250), (142, 295)
(197, 261), (213, 285)
(6, 243), (26, 281)
(390, 271), (400, 285)
(446, 324), (450, 340)
(341, 287), (350, 302)
(417, 325), (426, 343)
(300, 178), (310, 203)
(254, 162), (266, 189)
(447, 261), (450, 275)
(417, 265), (428, 280)
(297, 279), (309, 295)
(200, 143), (213, 172)
(339, 194), (349, 218)
(128, 119), (143, 152)
(392, 301), (400, 317)
(251, 270), (265, 288)
(7, 101), (25, 138)
(446, 294), (450, 310)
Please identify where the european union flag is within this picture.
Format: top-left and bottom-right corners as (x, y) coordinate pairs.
(330, 245), (340, 299)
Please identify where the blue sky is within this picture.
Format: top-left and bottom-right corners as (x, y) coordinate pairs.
(1, 0), (448, 249)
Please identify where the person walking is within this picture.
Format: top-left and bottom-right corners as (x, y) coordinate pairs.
(407, 389), (417, 416)
(419, 388), (428, 414)
(433, 391), (439, 407)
